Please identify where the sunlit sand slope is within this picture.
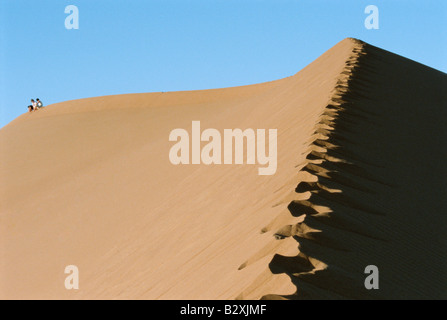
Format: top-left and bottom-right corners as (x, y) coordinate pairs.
(1, 38), (445, 299)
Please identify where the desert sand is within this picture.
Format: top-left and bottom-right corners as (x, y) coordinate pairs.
(1, 38), (446, 299)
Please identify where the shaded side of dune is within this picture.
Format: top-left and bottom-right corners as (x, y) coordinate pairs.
(262, 40), (447, 299)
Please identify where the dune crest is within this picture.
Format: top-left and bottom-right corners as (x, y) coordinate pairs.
(250, 39), (447, 299)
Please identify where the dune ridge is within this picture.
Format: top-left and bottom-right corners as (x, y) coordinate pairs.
(255, 39), (447, 299)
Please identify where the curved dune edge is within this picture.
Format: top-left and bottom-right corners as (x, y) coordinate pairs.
(240, 39), (447, 299)
(0, 38), (355, 299)
(262, 39), (376, 299)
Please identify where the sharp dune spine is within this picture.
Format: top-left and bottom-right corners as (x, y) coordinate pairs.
(259, 37), (447, 299)
(265, 39), (388, 300)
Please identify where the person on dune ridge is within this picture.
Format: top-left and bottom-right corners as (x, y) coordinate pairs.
(28, 98), (44, 112)
(31, 99), (37, 111)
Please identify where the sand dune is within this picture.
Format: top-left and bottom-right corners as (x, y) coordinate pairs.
(1, 38), (446, 299)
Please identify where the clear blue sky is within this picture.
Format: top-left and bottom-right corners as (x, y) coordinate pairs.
(1, 0), (446, 128)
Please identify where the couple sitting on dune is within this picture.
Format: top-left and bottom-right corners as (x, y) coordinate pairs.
(28, 98), (43, 112)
